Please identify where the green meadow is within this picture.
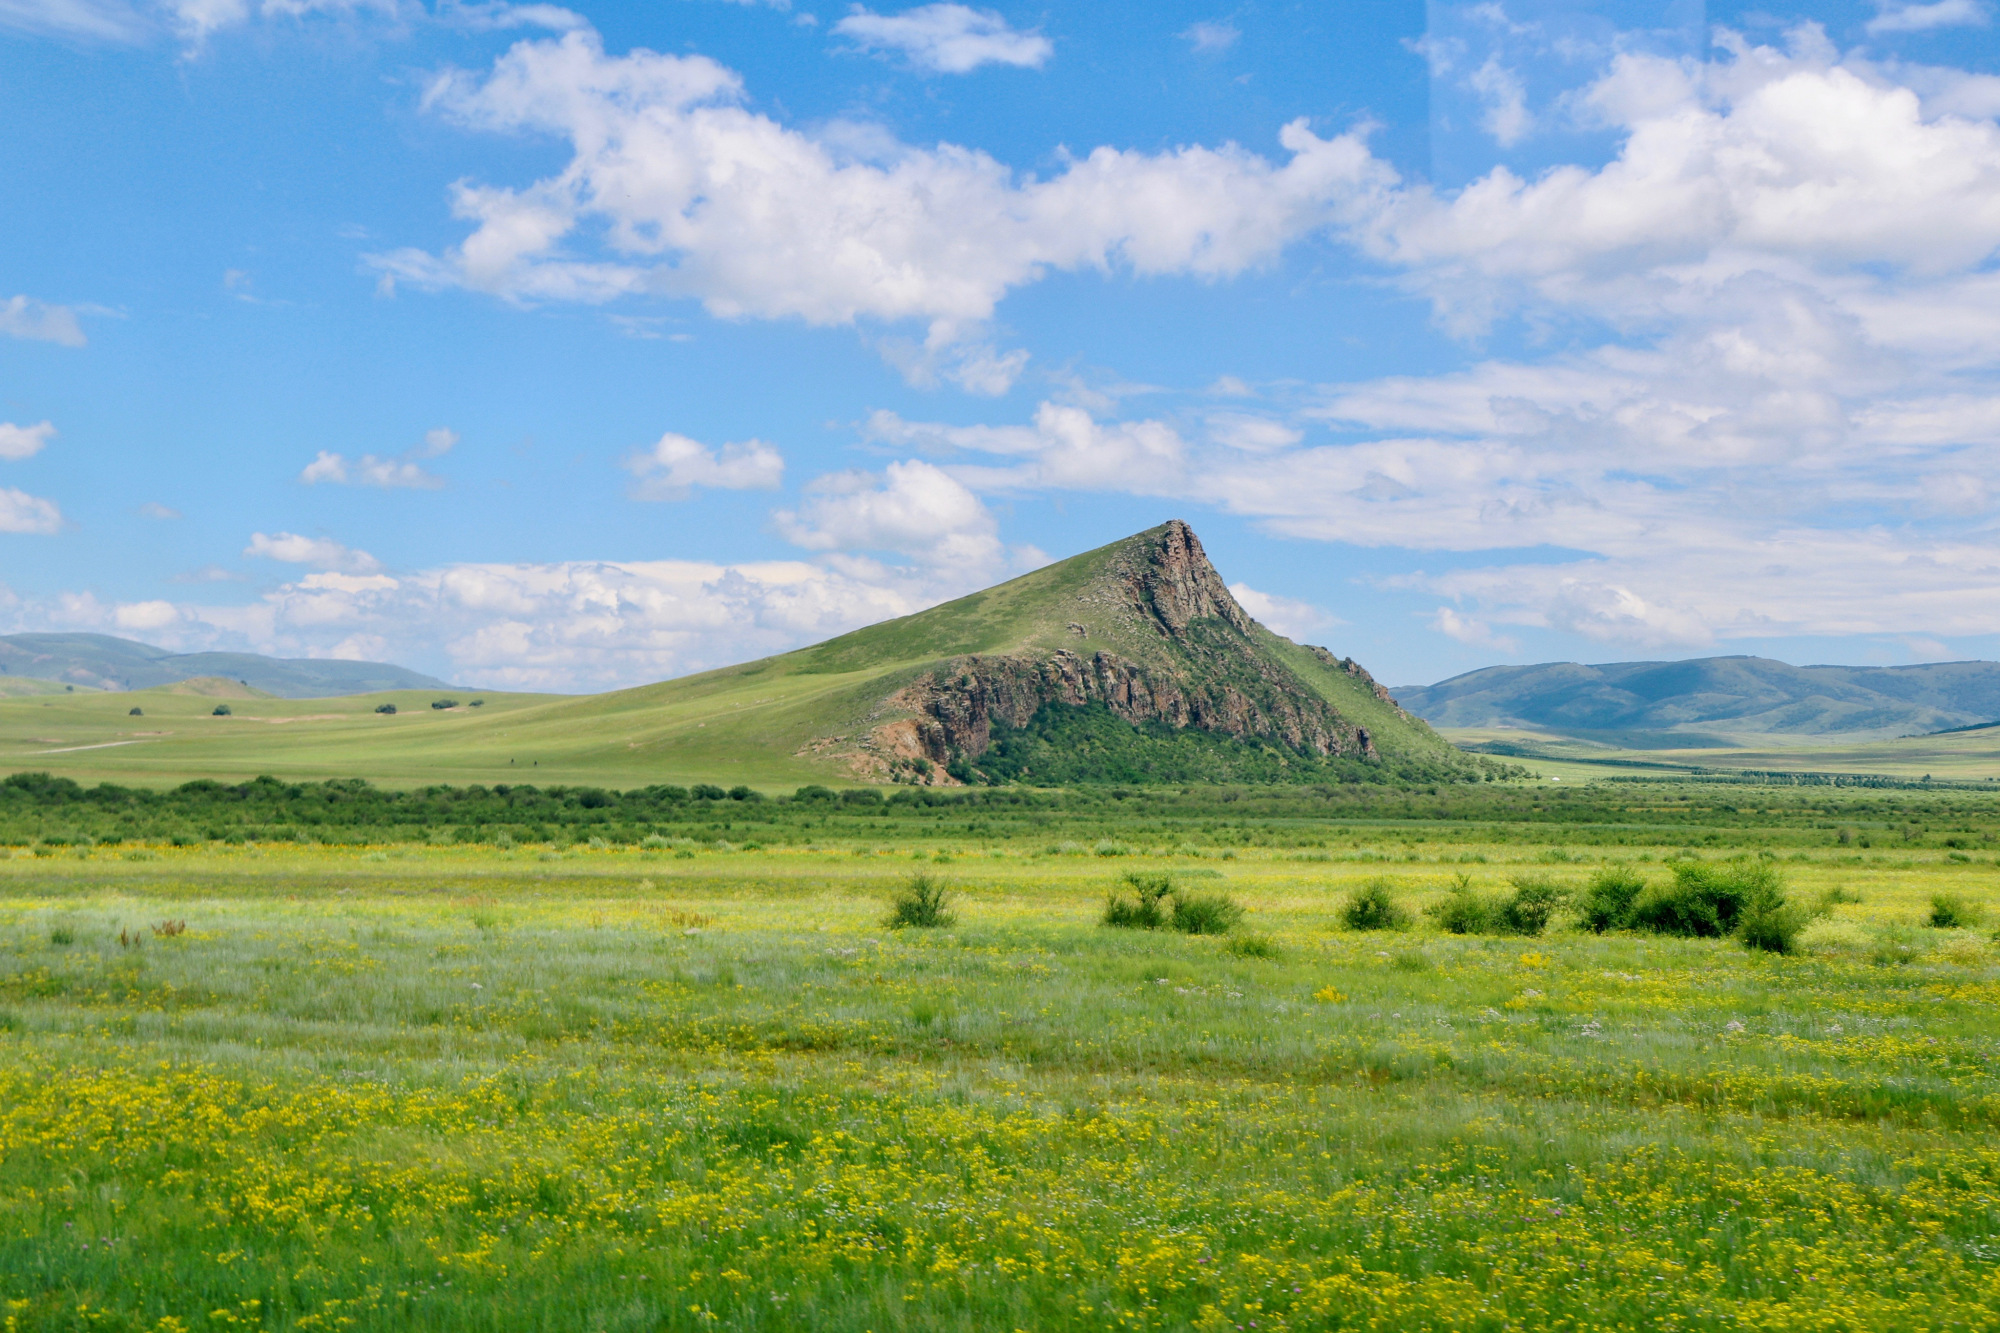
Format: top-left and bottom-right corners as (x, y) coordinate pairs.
(3, 793), (2000, 1331)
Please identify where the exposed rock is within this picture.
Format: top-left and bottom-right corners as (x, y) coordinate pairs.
(844, 519), (1385, 776)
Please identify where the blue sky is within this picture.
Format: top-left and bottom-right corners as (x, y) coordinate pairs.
(5, 0), (2000, 690)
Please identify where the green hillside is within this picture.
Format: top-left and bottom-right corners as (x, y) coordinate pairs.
(0, 522), (1472, 790)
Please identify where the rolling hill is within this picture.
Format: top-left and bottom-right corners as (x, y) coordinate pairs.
(0, 521), (1474, 790)
(0, 633), (452, 698)
(1396, 655), (2000, 744)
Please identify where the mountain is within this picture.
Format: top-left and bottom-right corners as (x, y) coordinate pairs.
(0, 522), (1480, 789)
(0, 633), (452, 699)
(1395, 655), (2000, 743)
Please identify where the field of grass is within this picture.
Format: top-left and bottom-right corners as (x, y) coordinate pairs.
(4, 808), (2000, 1330)
(1442, 725), (2000, 783)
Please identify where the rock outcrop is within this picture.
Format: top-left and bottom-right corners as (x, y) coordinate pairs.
(844, 520), (1383, 782)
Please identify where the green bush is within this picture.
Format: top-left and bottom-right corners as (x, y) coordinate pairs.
(211, 705), (232, 717)
(1629, 861), (1800, 952)
(1578, 866), (1646, 933)
(1631, 862), (1772, 938)
(375, 703), (397, 715)
(1342, 878), (1409, 931)
(1102, 872), (1172, 930)
(886, 874), (954, 929)
(1737, 889), (1809, 954)
(431, 698), (458, 710)
(1496, 875), (1565, 937)
(1225, 933), (1278, 959)
(1425, 875), (1490, 935)
(1170, 890), (1244, 935)
(691, 784), (726, 801)
(1928, 894), (1983, 929)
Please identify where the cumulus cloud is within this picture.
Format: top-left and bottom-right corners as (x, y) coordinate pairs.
(1867, 0), (1987, 35)
(624, 432), (784, 500)
(833, 4), (1052, 73)
(373, 27), (1387, 360)
(0, 489), (62, 535)
(1430, 606), (1517, 654)
(863, 401), (1187, 491)
(775, 459), (1002, 567)
(300, 427), (456, 489)
(0, 421), (54, 462)
(244, 531), (383, 574)
(1228, 583), (1339, 639)
(2, 550), (1002, 691)
(0, 296), (85, 346)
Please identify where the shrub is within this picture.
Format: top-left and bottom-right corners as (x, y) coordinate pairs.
(727, 785), (763, 802)
(127, 707), (142, 717)
(1737, 891), (1808, 954)
(211, 705), (232, 716)
(1928, 894), (1983, 929)
(375, 703), (397, 715)
(691, 784), (726, 801)
(1225, 933), (1279, 959)
(1426, 875), (1490, 935)
(1496, 875), (1565, 937)
(1170, 890), (1244, 935)
(1631, 862), (1775, 938)
(887, 873), (954, 929)
(1342, 878), (1409, 931)
(48, 927), (72, 946)
(1578, 866), (1646, 933)
(1102, 872), (1172, 929)
(431, 698), (459, 710)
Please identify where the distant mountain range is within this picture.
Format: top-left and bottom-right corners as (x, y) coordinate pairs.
(1394, 656), (2000, 744)
(0, 633), (451, 699)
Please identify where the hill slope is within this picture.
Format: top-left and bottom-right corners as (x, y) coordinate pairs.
(1397, 656), (2000, 743)
(0, 633), (452, 698)
(0, 522), (1476, 789)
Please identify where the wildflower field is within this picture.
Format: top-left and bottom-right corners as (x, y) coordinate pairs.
(3, 789), (1999, 1331)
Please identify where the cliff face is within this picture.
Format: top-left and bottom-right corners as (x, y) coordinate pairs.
(845, 520), (1381, 782)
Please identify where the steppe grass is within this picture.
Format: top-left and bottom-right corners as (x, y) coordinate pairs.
(0, 837), (1998, 1330)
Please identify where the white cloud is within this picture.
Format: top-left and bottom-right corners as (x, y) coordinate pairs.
(0, 296), (85, 346)
(775, 459), (1002, 567)
(1867, 0), (1987, 35)
(1467, 56), (1533, 146)
(244, 531), (383, 574)
(1429, 606), (1517, 653)
(299, 427), (456, 489)
(1181, 20), (1238, 54)
(1228, 583), (1340, 640)
(862, 401), (1187, 490)
(0, 0), (147, 39)
(833, 4), (1051, 73)
(2, 550), (1004, 691)
(139, 501), (182, 520)
(374, 28), (1387, 360)
(0, 421), (54, 461)
(624, 432), (784, 500)
(114, 599), (182, 631)
(0, 489), (62, 534)
(1206, 413), (1300, 452)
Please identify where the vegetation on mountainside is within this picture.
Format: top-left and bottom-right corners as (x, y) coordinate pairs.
(968, 701), (1503, 787)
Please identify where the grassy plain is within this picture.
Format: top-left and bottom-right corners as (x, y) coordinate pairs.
(3, 803), (2000, 1331)
(1441, 724), (2000, 783)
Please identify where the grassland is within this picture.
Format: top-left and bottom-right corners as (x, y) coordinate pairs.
(3, 793), (2000, 1331)
(1443, 724), (2000, 783)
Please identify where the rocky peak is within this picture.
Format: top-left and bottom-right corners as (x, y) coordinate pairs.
(1115, 519), (1254, 638)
